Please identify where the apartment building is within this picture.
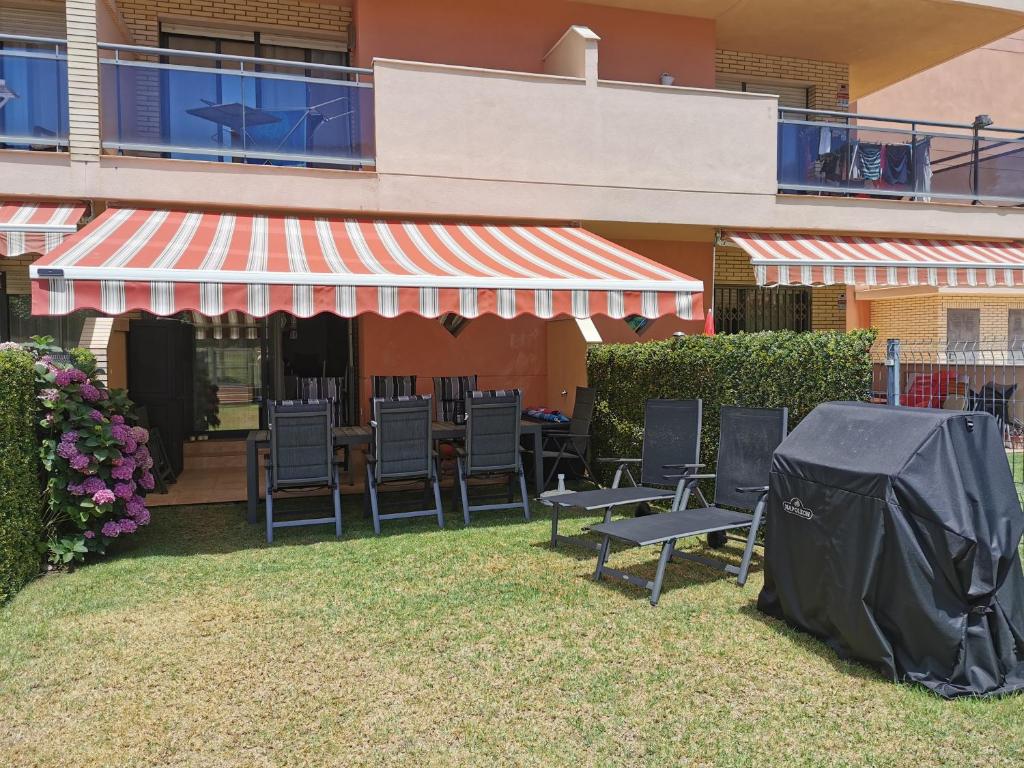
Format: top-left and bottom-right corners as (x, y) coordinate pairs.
(1, 0), (1023, 492)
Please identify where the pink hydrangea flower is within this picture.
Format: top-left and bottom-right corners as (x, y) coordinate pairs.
(88, 409), (103, 422)
(0, 340), (21, 351)
(111, 414), (125, 425)
(130, 426), (149, 444)
(133, 508), (151, 526)
(117, 518), (138, 535)
(101, 521), (120, 538)
(122, 438), (138, 454)
(70, 454), (90, 471)
(138, 472), (156, 491)
(54, 369), (73, 387)
(83, 477), (106, 495)
(60, 430), (79, 444)
(92, 488), (116, 506)
(111, 462), (135, 481)
(66, 482), (86, 496)
(111, 424), (130, 442)
(38, 388), (60, 402)
(80, 384), (102, 403)
(126, 496), (146, 517)
(68, 369), (88, 384)
(57, 441), (79, 460)
(83, 530), (95, 539)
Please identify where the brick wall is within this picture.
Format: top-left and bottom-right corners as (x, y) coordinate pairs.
(112, 0), (351, 45)
(716, 49), (848, 110)
(714, 247), (846, 331)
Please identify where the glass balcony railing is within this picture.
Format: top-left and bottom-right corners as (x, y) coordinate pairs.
(99, 44), (374, 168)
(0, 34), (69, 150)
(778, 108), (1024, 206)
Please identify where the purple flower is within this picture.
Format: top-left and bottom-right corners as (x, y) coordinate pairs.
(54, 369), (73, 388)
(81, 384), (102, 403)
(111, 462), (135, 481)
(60, 430), (79, 444)
(70, 454), (90, 471)
(139, 472), (155, 491)
(92, 489), (116, 506)
(68, 369), (88, 384)
(126, 496), (146, 517)
(38, 388), (60, 402)
(57, 441), (79, 460)
(101, 521), (120, 538)
(88, 409), (103, 423)
(111, 414), (125, 426)
(133, 508), (151, 526)
(113, 482), (135, 500)
(130, 426), (149, 444)
(117, 519), (138, 535)
(83, 530), (95, 539)
(83, 477), (106, 495)
(122, 438), (137, 455)
(111, 424), (130, 442)
(66, 482), (86, 496)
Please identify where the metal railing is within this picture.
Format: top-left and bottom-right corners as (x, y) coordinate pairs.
(778, 107), (1024, 206)
(875, 337), (1024, 492)
(0, 33), (69, 149)
(97, 43), (374, 167)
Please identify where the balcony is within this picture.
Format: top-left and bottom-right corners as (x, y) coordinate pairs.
(0, 34), (68, 151)
(778, 108), (1024, 206)
(98, 44), (374, 168)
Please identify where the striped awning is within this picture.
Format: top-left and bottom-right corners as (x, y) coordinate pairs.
(1, 201), (87, 258)
(30, 208), (703, 320)
(728, 231), (1024, 288)
(187, 311), (262, 340)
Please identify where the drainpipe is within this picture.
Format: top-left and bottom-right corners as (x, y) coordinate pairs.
(971, 114), (993, 205)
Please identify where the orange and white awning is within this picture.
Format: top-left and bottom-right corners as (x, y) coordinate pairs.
(1, 201), (87, 258)
(728, 231), (1024, 288)
(30, 208), (703, 320)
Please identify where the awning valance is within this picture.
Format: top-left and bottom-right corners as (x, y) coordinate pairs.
(30, 208), (703, 320)
(1, 201), (87, 258)
(187, 311), (262, 340)
(728, 231), (1024, 288)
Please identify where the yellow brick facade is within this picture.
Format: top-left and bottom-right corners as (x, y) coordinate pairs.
(714, 247), (846, 331)
(112, 0), (351, 45)
(716, 49), (849, 111)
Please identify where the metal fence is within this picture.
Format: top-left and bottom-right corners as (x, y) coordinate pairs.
(874, 338), (1024, 492)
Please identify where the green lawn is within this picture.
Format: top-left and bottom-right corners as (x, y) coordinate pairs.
(1, 499), (1022, 767)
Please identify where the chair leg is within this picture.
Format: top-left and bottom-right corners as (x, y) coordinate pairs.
(265, 481), (274, 544)
(580, 454), (599, 488)
(550, 502), (561, 547)
(332, 467), (343, 539)
(650, 538), (676, 607)
(457, 457), (471, 526)
(432, 468), (445, 530)
(518, 466), (530, 521)
(543, 444), (568, 489)
(737, 499), (767, 587)
(593, 535), (611, 581)
(367, 464), (382, 536)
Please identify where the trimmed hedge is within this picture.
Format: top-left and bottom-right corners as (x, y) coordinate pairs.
(587, 330), (877, 484)
(0, 348), (42, 602)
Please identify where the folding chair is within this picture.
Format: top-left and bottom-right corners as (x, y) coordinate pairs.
(456, 390), (530, 525)
(265, 400), (343, 544)
(368, 375), (416, 422)
(366, 395), (444, 535)
(588, 406), (788, 606)
(549, 399), (703, 550)
(432, 375), (478, 423)
(535, 386), (598, 489)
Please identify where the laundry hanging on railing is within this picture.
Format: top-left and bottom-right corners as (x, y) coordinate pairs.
(778, 124), (932, 197)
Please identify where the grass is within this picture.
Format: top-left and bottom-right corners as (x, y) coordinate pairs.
(1, 498), (1022, 767)
(210, 402), (260, 432)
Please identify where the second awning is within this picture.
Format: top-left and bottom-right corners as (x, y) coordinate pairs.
(729, 231), (1024, 288)
(31, 208), (703, 320)
(1, 200), (87, 258)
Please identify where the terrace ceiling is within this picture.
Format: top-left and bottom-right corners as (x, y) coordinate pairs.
(577, 0), (1024, 96)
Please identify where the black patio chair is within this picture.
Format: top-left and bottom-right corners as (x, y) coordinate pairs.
(366, 395), (444, 535)
(548, 399), (703, 550)
(588, 405), (788, 606)
(265, 400), (342, 544)
(368, 375), (417, 422)
(532, 386), (598, 489)
(456, 390), (530, 525)
(432, 375), (478, 423)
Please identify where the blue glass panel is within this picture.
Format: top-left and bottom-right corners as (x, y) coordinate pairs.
(0, 46), (68, 147)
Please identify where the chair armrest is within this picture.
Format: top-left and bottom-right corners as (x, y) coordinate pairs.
(596, 457), (640, 464)
(663, 463), (705, 469)
(369, 419), (378, 428)
(664, 472), (716, 480)
(736, 485), (769, 494)
(545, 433), (590, 442)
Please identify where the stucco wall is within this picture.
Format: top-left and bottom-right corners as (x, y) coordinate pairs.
(351, 0), (716, 87)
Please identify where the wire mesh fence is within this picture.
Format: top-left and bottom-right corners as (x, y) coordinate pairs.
(872, 338), (1024, 494)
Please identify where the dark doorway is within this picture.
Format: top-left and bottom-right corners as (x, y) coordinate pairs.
(278, 314), (355, 425)
(128, 318), (194, 475)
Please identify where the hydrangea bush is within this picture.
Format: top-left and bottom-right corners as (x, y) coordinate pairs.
(19, 337), (154, 564)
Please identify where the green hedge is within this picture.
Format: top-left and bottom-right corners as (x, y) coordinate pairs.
(587, 330), (877, 484)
(0, 348), (42, 602)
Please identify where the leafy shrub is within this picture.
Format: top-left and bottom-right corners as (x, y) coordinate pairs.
(25, 337), (155, 565)
(0, 344), (42, 601)
(587, 330), (877, 483)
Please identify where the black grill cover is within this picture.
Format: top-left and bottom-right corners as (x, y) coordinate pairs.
(758, 401), (1024, 698)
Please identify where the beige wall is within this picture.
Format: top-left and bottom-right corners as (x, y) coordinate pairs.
(373, 58), (778, 194)
(856, 32), (1024, 127)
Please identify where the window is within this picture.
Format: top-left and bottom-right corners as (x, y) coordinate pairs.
(713, 285), (811, 334)
(716, 76), (810, 109)
(624, 315), (652, 336)
(946, 309), (980, 352)
(2, 294), (93, 347)
(1010, 310), (1024, 352)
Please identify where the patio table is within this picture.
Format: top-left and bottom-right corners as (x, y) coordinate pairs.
(245, 420), (543, 523)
